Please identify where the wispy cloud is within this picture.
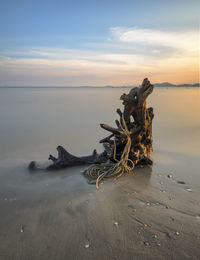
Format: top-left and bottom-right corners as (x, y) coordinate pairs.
(110, 27), (198, 52)
(0, 27), (199, 86)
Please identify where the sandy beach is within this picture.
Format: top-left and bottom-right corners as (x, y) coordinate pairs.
(0, 87), (199, 260)
(0, 164), (199, 260)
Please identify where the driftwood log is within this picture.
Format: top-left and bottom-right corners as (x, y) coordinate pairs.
(29, 78), (154, 175)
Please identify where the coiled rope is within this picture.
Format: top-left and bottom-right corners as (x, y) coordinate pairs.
(83, 115), (135, 189)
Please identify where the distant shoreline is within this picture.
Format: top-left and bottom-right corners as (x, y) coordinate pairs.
(0, 84), (199, 89)
(0, 82), (199, 89)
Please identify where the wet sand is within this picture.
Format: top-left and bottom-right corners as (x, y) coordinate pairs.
(0, 164), (199, 260)
(0, 87), (200, 259)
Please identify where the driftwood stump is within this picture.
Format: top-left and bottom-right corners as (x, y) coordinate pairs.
(29, 78), (154, 176)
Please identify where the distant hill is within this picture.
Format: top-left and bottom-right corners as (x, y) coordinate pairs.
(154, 82), (199, 88)
(104, 82), (199, 88)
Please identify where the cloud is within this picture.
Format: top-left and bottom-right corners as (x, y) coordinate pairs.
(110, 27), (198, 52)
(0, 27), (199, 86)
(0, 47), (152, 73)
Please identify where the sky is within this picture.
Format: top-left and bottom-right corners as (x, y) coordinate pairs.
(0, 0), (199, 86)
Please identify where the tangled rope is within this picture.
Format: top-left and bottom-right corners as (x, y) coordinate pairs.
(83, 115), (135, 189)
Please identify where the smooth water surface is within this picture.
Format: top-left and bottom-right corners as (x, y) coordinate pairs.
(0, 87), (200, 188)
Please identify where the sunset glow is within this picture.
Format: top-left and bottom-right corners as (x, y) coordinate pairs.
(0, 0), (199, 86)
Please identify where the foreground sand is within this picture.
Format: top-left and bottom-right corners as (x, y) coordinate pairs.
(0, 164), (199, 260)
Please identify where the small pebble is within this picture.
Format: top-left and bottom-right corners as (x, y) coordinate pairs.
(140, 165), (144, 168)
(143, 224), (147, 227)
(20, 225), (25, 233)
(175, 231), (179, 236)
(84, 244), (90, 249)
(114, 222), (119, 226)
(177, 181), (186, 184)
(144, 241), (149, 246)
(153, 235), (158, 239)
(166, 206), (169, 209)
(157, 174), (162, 177)
(146, 203), (150, 206)
(167, 174), (173, 178)
(133, 209), (136, 212)
(157, 243), (161, 246)
(186, 188), (192, 192)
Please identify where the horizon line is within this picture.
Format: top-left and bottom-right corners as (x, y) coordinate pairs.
(0, 82), (199, 88)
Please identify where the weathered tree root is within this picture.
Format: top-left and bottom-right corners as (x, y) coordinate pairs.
(28, 145), (108, 171)
(28, 78), (154, 186)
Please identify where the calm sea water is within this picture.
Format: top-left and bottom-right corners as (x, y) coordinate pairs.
(0, 87), (200, 189)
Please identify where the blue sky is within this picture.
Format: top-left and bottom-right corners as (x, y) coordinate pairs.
(0, 0), (199, 86)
